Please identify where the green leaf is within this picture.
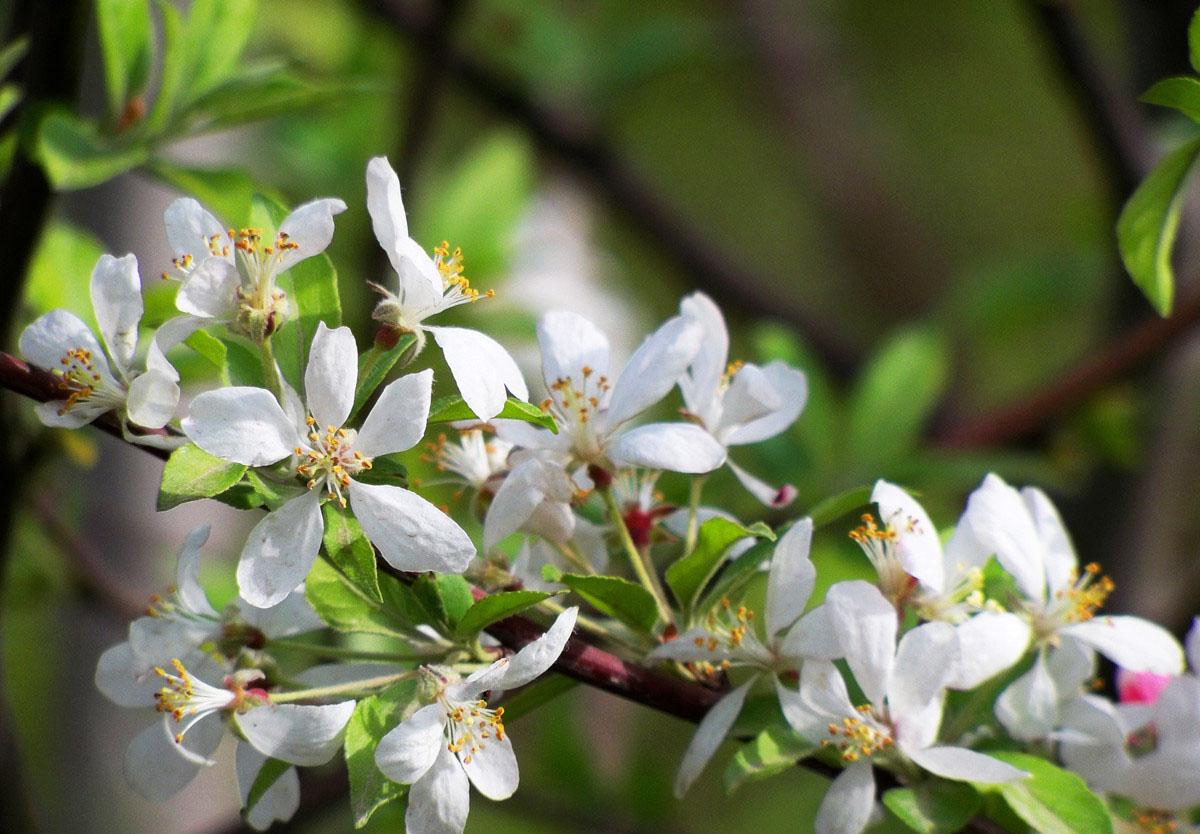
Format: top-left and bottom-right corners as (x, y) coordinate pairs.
(148, 160), (257, 227)
(1190, 6), (1200, 75)
(96, 0), (152, 117)
(184, 72), (356, 135)
(146, 0), (187, 133)
(883, 782), (983, 834)
(847, 328), (949, 468)
(665, 517), (774, 612)
(35, 110), (149, 189)
(158, 443), (247, 511)
(454, 591), (553, 641)
(0, 38), (29, 81)
(558, 573), (659, 633)
(322, 503), (381, 604)
(428, 395), (558, 433)
(808, 485), (872, 529)
(981, 752), (1112, 834)
(344, 680), (418, 827)
(23, 223), (104, 326)
(275, 257), (342, 391)
(1117, 136), (1200, 316)
(210, 482), (265, 510)
(181, 0), (258, 104)
(349, 453), (409, 487)
(1142, 77), (1200, 124)
(352, 334), (418, 420)
(245, 757), (291, 816)
(696, 537), (775, 616)
(184, 329), (230, 384)
(305, 557), (408, 638)
(724, 725), (814, 794)
(413, 574), (474, 630)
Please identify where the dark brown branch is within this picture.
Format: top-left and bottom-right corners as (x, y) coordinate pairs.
(363, 0), (860, 378)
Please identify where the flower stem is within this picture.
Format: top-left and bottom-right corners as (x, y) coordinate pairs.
(554, 540), (597, 575)
(683, 475), (707, 556)
(266, 638), (442, 664)
(269, 670), (416, 703)
(259, 337), (284, 402)
(602, 487), (673, 627)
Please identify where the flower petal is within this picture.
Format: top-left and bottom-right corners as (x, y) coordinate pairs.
(461, 731), (519, 800)
(33, 398), (107, 428)
(236, 744), (300, 831)
(355, 368), (433, 458)
(537, 310), (610, 391)
(164, 198), (228, 263)
(608, 422), (726, 473)
(726, 458), (797, 508)
(647, 627), (728, 663)
(348, 482), (475, 573)
(995, 653), (1059, 742)
(795, 661), (857, 729)
(375, 703), (445, 785)
(814, 761), (876, 834)
(428, 326), (528, 420)
(678, 291), (728, 419)
(276, 197), (348, 271)
(174, 524), (217, 617)
(766, 518), (815, 638)
(948, 612), (1030, 690)
(365, 156), (411, 274)
(499, 606), (578, 690)
(673, 680), (753, 798)
(482, 457), (569, 550)
(183, 386), (301, 466)
(824, 581), (897, 707)
(872, 480), (944, 593)
(236, 701), (356, 766)
(724, 360), (808, 445)
(123, 714), (222, 802)
(238, 587), (324, 637)
(406, 746), (470, 834)
(304, 323), (358, 429)
(94, 642), (159, 707)
(126, 369), (180, 429)
(780, 604), (841, 661)
(907, 747), (1027, 784)
(1063, 616), (1184, 675)
(713, 364), (781, 437)
(890, 621), (958, 717)
(176, 257), (239, 319)
(90, 253), (143, 375)
(606, 314), (701, 429)
(1020, 486), (1077, 595)
(19, 309), (109, 376)
(237, 491), (324, 609)
(961, 473), (1045, 600)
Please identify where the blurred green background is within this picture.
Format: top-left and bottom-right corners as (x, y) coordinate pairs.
(4, 0), (1200, 831)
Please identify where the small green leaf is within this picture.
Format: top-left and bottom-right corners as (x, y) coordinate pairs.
(210, 482), (265, 510)
(847, 328), (949, 469)
(1117, 136), (1200, 316)
(696, 537), (775, 616)
(665, 517), (774, 612)
(981, 752), (1112, 834)
(184, 72), (356, 135)
(243, 469), (302, 512)
(181, 0), (258, 105)
(158, 444), (247, 511)
(883, 781), (983, 834)
(184, 329), (230, 384)
(428, 395), (558, 433)
(1142, 77), (1200, 124)
(454, 591), (553, 641)
(23, 223), (105, 325)
(808, 485), (872, 529)
(146, 0), (187, 133)
(96, 0), (152, 117)
(724, 725), (814, 794)
(36, 110), (148, 189)
(413, 574), (474, 630)
(1189, 6), (1200, 75)
(349, 453), (408, 487)
(272, 248), (341, 392)
(344, 680), (418, 827)
(305, 557), (407, 638)
(0, 38), (29, 81)
(352, 334), (418, 421)
(558, 573), (659, 633)
(245, 757), (290, 816)
(322, 503), (381, 604)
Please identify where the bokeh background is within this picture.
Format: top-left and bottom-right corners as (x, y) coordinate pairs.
(4, 0), (1200, 832)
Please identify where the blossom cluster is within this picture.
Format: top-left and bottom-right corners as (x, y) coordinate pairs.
(19, 155), (1199, 834)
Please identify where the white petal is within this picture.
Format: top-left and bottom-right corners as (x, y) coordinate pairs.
(176, 257), (238, 319)
(1063, 616), (1184, 674)
(482, 458), (566, 550)
(724, 361), (809, 445)
(1020, 487), (1077, 594)
(237, 744), (300, 831)
(429, 326), (528, 420)
(90, 253), (142, 375)
(766, 518), (815, 638)
(127, 615), (212, 673)
(493, 419), (562, 453)
(727, 458), (797, 508)
(355, 369), (432, 458)
(236, 701), (355, 766)
(537, 310), (610, 390)
(374, 703), (445, 784)
(182, 386), (300, 466)
(238, 587), (324, 637)
(995, 653), (1059, 742)
(348, 482), (474, 573)
(276, 197), (348, 271)
(796, 661), (857, 729)
(1045, 635), (1096, 693)
(1058, 695), (1131, 791)
(522, 495), (576, 546)
(908, 746), (1027, 784)
(607, 422), (726, 473)
(461, 731), (519, 800)
(406, 746), (470, 834)
(673, 681), (753, 798)
(145, 314), (203, 379)
(606, 314), (701, 429)
(174, 524), (217, 617)
(889, 621), (958, 717)
(124, 714), (222, 802)
(95, 642), (158, 707)
(164, 198), (229, 263)
(814, 761), (876, 834)
(824, 581), (897, 707)
(1187, 617), (1200, 673)
(365, 156), (411, 274)
(126, 369), (180, 429)
(647, 628), (729, 663)
(714, 364), (781, 438)
(948, 612), (1030, 690)
(392, 238), (446, 314)
(304, 323), (358, 429)
(499, 606), (578, 690)
(780, 605), (841, 661)
(961, 473), (1045, 600)
(872, 480), (944, 593)
(33, 398), (107, 428)
(678, 292), (728, 418)
(19, 309), (109, 375)
(237, 491), (324, 609)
